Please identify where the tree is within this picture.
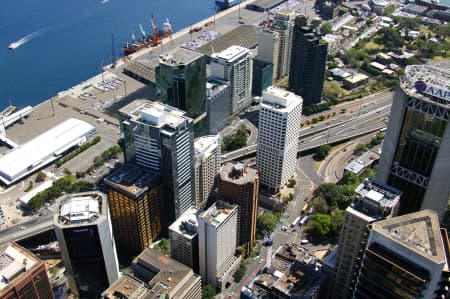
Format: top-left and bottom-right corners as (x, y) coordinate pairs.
(340, 171), (361, 187)
(154, 238), (170, 255)
(312, 196), (329, 214)
(315, 144), (332, 160)
(288, 178), (296, 187)
(307, 214), (331, 238)
(320, 22), (332, 34)
(201, 284), (216, 299)
(233, 264), (247, 282)
(313, 183), (346, 210)
(354, 143), (367, 155)
(330, 209), (345, 235)
(383, 5), (395, 16)
(257, 212), (279, 236)
(377, 27), (404, 49)
(35, 171), (47, 183)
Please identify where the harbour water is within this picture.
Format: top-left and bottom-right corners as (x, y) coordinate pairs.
(0, 0), (213, 110)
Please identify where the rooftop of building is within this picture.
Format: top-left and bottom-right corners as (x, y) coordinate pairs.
(212, 45), (250, 63)
(196, 25), (260, 57)
(344, 73), (369, 84)
(219, 162), (258, 185)
(124, 59), (158, 83)
(401, 61), (450, 106)
(206, 78), (229, 98)
(261, 86), (303, 111)
(0, 118), (96, 185)
(247, 0), (286, 11)
(159, 47), (204, 66)
(248, 243), (325, 298)
(101, 274), (151, 299)
(350, 178), (402, 221)
(194, 135), (220, 159)
(55, 191), (107, 227)
(168, 207), (200, 240)
(344, 146), (381, 174)
(372, 209), (446, 264)
(132, 248), (197, 297)
(0, 242), (40, 291)
(124, 100), (192, 128)
(199, 200), (237, 227)
(104, 162), (160, 198)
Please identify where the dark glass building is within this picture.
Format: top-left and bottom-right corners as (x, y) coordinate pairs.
(252, 59), (273, 96)
(377, 63), (450, 219)
(54, 192), (119, 298)
(156, 48), (207, 119)
(288, 19), (328, 107)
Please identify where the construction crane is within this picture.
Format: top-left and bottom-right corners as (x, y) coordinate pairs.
(150, 13), (160, 46)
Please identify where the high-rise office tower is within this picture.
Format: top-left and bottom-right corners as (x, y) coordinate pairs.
(218, 162), (259, 255)
(156, 48), (207, 119)
(104, 163), (162, 261)
(329, 178), (402, 299)
(169, 207), (201, 273)
(0, 242), (54, 299)
(377, 62), (450, 220)
(289, 18), (328, 107)
(271, 9), (296, 79)
(210, 45), (253, 114)
(252, 60), (274, 96)
(256, 86), (302, 192)
(120, 100), (195, 224)
(132, 248), (202, 299)
(54, 192), (119, 298)
(206, 78), (231, 134)
(194, 135), (221, 209)
(353, 209), (450, 299)
(257, 28), (280, 81)
(198, 201), (241, 291)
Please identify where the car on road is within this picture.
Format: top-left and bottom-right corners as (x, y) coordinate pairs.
(301, 239), (309, 245)
(205, 21), (214, 27)
(20, 226), (26, 230)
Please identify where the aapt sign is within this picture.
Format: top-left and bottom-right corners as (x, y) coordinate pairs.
(415, 80), (450, 102)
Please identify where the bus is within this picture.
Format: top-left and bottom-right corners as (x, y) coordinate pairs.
(299, 216), (310, 226)
(291, 216), (301, 227)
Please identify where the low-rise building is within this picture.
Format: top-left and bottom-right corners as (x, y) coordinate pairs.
(132, 248), (202, 299)
(343, 73), (369, 89)
(242, 243), (327, 299)
(102, 274), (151, 299)
(0, 242), (54, 299)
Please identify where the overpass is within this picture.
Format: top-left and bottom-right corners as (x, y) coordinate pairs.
(0, 215), (54, 244)
(222, 109), (389, 162)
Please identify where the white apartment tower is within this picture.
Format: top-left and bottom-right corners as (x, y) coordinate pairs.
(258, 28), (280, 81)
(271, 9), (296, 78)
(256, 87), (302, 192)
(210, 46), (253, 114)
(194, 135), (221, 209)
(198, 201), (241, 291)
(54, 192), (119, 298)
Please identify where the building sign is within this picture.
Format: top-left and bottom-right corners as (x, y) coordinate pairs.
(415, 80), (450, 102)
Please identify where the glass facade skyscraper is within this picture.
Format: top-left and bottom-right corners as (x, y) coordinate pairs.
(288, 19), (328, 107)
(156, 48), (207, 119)
(377, 62), (450, 219)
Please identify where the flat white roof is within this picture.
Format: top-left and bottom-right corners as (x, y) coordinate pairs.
(0, 118), (96, 185)
(215, 45), (250, 63)
(262, 86), (303, 112)
(60, 197), (99, 222)
(0, 244), (38, 290)
(194, 135), (220, 158)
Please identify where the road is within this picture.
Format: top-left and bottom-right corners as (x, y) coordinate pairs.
(222, 100), (390, 162)
(0, 214), (53, 244)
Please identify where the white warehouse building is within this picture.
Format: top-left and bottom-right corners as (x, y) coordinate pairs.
(0, 118), (97, 185)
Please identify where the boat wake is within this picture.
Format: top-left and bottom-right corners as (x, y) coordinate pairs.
(101, 0), (110, 3)
(8, 29), (44, 50)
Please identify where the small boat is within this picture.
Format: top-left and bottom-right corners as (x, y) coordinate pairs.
(8, 42), (19, 50)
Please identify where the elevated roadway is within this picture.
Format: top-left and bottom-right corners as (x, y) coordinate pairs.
(222, 105), (390, 162)
(0, 215), (53, 244)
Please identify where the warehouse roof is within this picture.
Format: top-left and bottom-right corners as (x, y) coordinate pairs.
(0, 118), (96, 185)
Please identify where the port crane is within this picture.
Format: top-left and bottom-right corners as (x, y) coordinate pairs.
(150, 14), (160, 46)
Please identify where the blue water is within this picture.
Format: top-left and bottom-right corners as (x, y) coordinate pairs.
(0, 0), (214, 110)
